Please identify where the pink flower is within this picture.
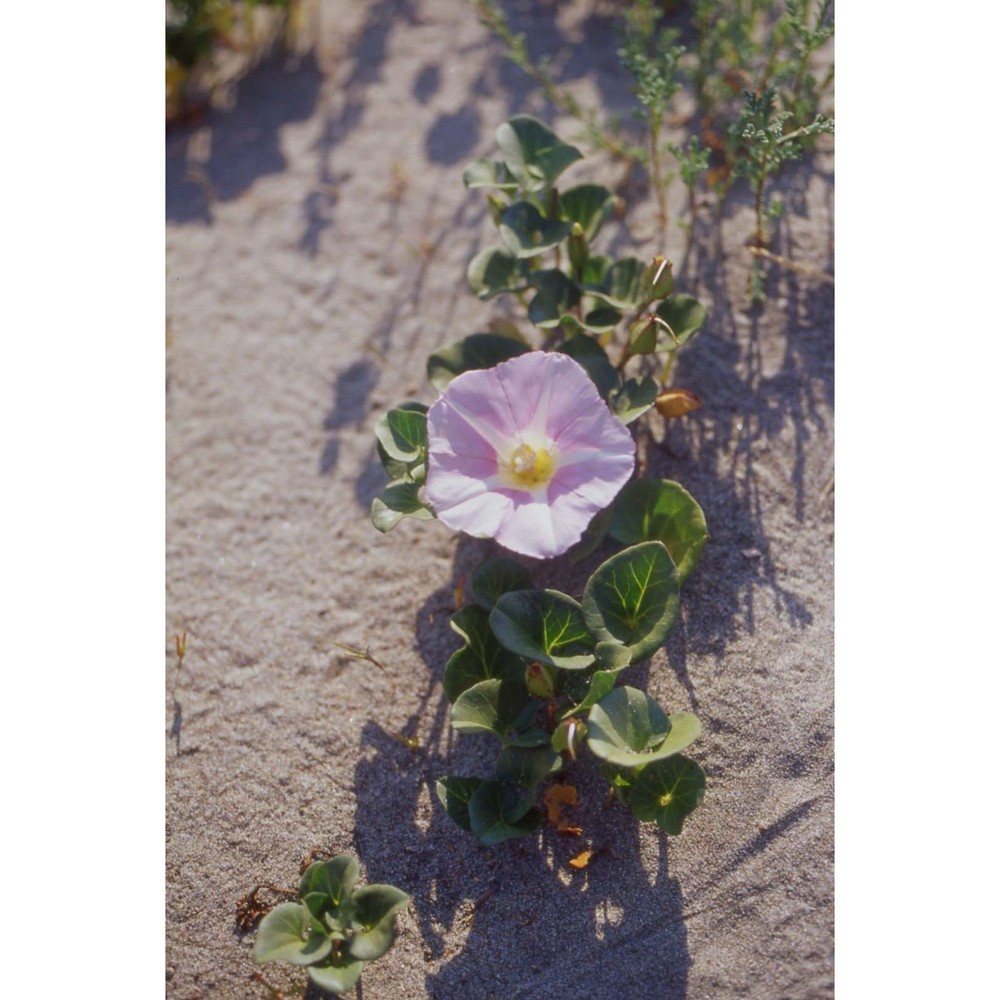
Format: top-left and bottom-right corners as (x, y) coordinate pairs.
(425, 351), (636, 559)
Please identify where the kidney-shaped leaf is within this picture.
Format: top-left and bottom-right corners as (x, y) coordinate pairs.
(299, 855), (359, 912)
(347, 885), (410, 961)
(374, 403), (427, 464)
(628, 754), (706, 834)
(609, 479), (708, 584)
(496, 115), (583, 192)
(253, 903), (331, 966)
(443, 604), (523, 702)
(656, 294), (707, 351)
(467, 247), (526, 300)
(451, 677), (529, 740)
(463, 157), (519, 191)
(582, 542), (679, 662)
(587, 687), (701, 768)
(527, 269), (581, 328)
(371, 480), (434, 534)
(491, 590), (596, 670)
(435, 776), (484, 832)
(559, 183), (617, 241)
(608, 376), (658, 425)
(470, 557), (533, 611)
(308, 956), (365, 995)
(586, 257), (647, 310)
(426, 333), (528, 392)
(499, 202), (574, 259)
(468, 779), (542, 845)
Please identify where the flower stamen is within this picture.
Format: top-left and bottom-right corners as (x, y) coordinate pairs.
(505, 442), (555, 488)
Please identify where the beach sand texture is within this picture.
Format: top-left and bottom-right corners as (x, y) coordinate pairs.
(166, 2), (833, 996)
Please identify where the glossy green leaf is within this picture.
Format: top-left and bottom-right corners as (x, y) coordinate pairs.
(629, 754), (706, 834)
(609, 479), (708, 584)
(557, 336), (617, 399)
(579, 307), (622, 334)
(562, 667), (617, 717)
(559, 184), (617, 241)
(463, 157), (518, 191)
(371, 480), (434, 533)
(496, 115), (583, 192)
(499, 202), (574, 259)
(655, 294), (708, 351)
(490, 590), (596, 670)
(374, 403), (427, 464)
(468, 779), (543, 845)
(308, 956), (365, 995)
(594, 641), (631, 672)
(347, 885), (409, 961)
(435, 776), (484, 832)
(580, 254), (612, 286)
(582, 542), (680, 662)
(587, 257), (647, 309)
(253, 903), (329, 966)
(609, 376), (658, 425)
(467, 247), (526, 300)
(494, 746), (561, 788)
(376, 440), (409, 481)
(299, 855), (359, 912)
(451, 677), (529, 740)
(587, 686), (701, 768)
(443, 604), (523, 702)
(526, 269), (581, 328)
(426, 333), (529, 392)
(470, 557), (533, 611)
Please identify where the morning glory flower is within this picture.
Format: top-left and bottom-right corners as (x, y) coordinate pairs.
(425, 351), (636, 559)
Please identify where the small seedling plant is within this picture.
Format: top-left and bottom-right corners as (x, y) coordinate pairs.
(252, 854), (409, 995)
(371, 116), (710, 846)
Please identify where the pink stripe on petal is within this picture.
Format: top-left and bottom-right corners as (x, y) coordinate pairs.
(432, 366), (521, 451)
(435, 489), (513, 539)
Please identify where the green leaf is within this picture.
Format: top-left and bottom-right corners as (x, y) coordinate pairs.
(629, 754), (706, 834)
(558, 184), (617, 241)
(499, 202), (574, 259)
(468, 779), (543, 845)
(496, 115), (583, 192)
(609, 479), (708, 584)
(308, 956), (365, 995)
(426, 333), (529, 392)
(374, 403), (427, 464)
(586, 257), (647, 309)
(526, 269), (581, 328)
(470, 557), (533, 611)
(494, 746), (561, 789)
(371, 480), (434, 533)
(463, 157), (518, 191)
(578, 307), (622, 334)
(376, 440), (409, 481)
(582, 542), (680, 662)
(580, 254), (612, 286)
(490, 590), (596, 670)
(253, 903), (330, 966)
(435, 776), (484, 832)
(594, 641), (631, 672)
(587, 687), (701, 768)
(467, 247), (526, 300)
(557, 336), (617, 399)
(443, 604), (523, 702)
(608, 376), (658, 425)
(655, 294), (708, 351)
(347, 885), (410, 961)
(450, 677), (529, 740)
(562, 667), (617, 716)
(299, 855), (359, 912)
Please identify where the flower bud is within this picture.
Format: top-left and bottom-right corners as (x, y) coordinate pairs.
(655, 388), (702, 418)
(568, 222), (589, 271)
(628, 313), (659, 355)
(642, 255), (674, 299)
(525, 661), (556, 699)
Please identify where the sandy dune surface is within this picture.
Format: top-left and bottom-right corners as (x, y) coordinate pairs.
(167, 2), (833, 996)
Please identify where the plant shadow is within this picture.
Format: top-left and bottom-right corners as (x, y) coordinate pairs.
(350, 537), (691, 999)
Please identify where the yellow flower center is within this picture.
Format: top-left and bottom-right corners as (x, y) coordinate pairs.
(504, 442), (556, 489)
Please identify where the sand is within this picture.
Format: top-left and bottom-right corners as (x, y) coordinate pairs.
(166, 1), (834, 996)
